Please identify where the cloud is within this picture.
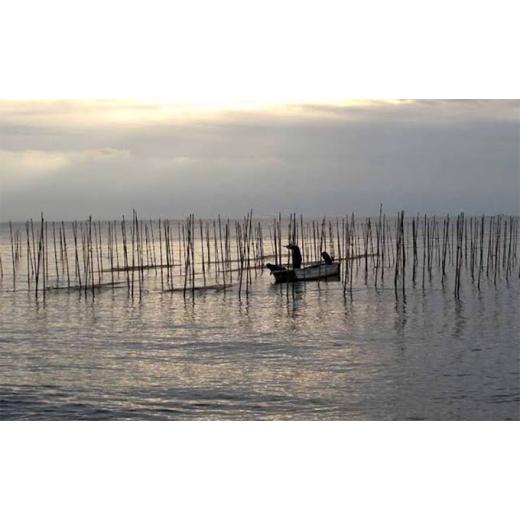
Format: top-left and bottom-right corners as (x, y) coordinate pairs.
(0, 149), (71, 175)
(0, 148), (131, 190)
(0, 100), (518, 220)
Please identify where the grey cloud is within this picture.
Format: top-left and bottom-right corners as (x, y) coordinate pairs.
(0, 100), (518, 220)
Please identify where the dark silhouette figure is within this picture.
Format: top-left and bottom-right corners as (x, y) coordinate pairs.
(265, 263), (286, 272)
(285, 244), (302, 269)
(321, 251), (333, 265)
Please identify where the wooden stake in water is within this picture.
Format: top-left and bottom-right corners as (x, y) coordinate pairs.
(9, 221), (16, 290)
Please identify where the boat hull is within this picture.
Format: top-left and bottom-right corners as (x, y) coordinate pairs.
(271, 262), (340, 283)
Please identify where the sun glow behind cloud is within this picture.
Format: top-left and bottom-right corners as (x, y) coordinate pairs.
(0, 99), (383, 132)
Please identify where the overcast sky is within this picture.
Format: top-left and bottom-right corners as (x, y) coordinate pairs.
(0, 99), (518, 220)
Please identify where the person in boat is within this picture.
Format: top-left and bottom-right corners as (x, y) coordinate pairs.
(285, 243), (302, 269)
(321, 251), (334, 265)
(266, 243), (302, 272)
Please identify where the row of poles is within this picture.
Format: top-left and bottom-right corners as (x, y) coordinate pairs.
(1, 211), (518, 301)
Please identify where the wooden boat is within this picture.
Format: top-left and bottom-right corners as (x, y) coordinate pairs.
(267, 262), (340, 283)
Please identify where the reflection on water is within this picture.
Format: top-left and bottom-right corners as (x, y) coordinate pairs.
(0, 266), (518, 420)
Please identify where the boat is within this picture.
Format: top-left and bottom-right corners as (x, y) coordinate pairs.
(266, 261), (340, 283)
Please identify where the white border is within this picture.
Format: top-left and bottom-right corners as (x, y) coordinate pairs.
(0, 0), (519, 100)
(1, 422), (519, 519)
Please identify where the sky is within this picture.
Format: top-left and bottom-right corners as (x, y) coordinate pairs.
(0, 99), (518, 220)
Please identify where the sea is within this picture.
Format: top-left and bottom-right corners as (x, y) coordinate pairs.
(0, 219), (518, 420)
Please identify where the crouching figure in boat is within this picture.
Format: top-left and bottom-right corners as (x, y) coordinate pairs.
(265, 243), (340, 283)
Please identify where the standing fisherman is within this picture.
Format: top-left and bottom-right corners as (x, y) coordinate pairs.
(285, 243), (302, 269)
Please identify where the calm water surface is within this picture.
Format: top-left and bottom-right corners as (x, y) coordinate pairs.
(0, 221), (519, 420)
(1, 275), (518, 420)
